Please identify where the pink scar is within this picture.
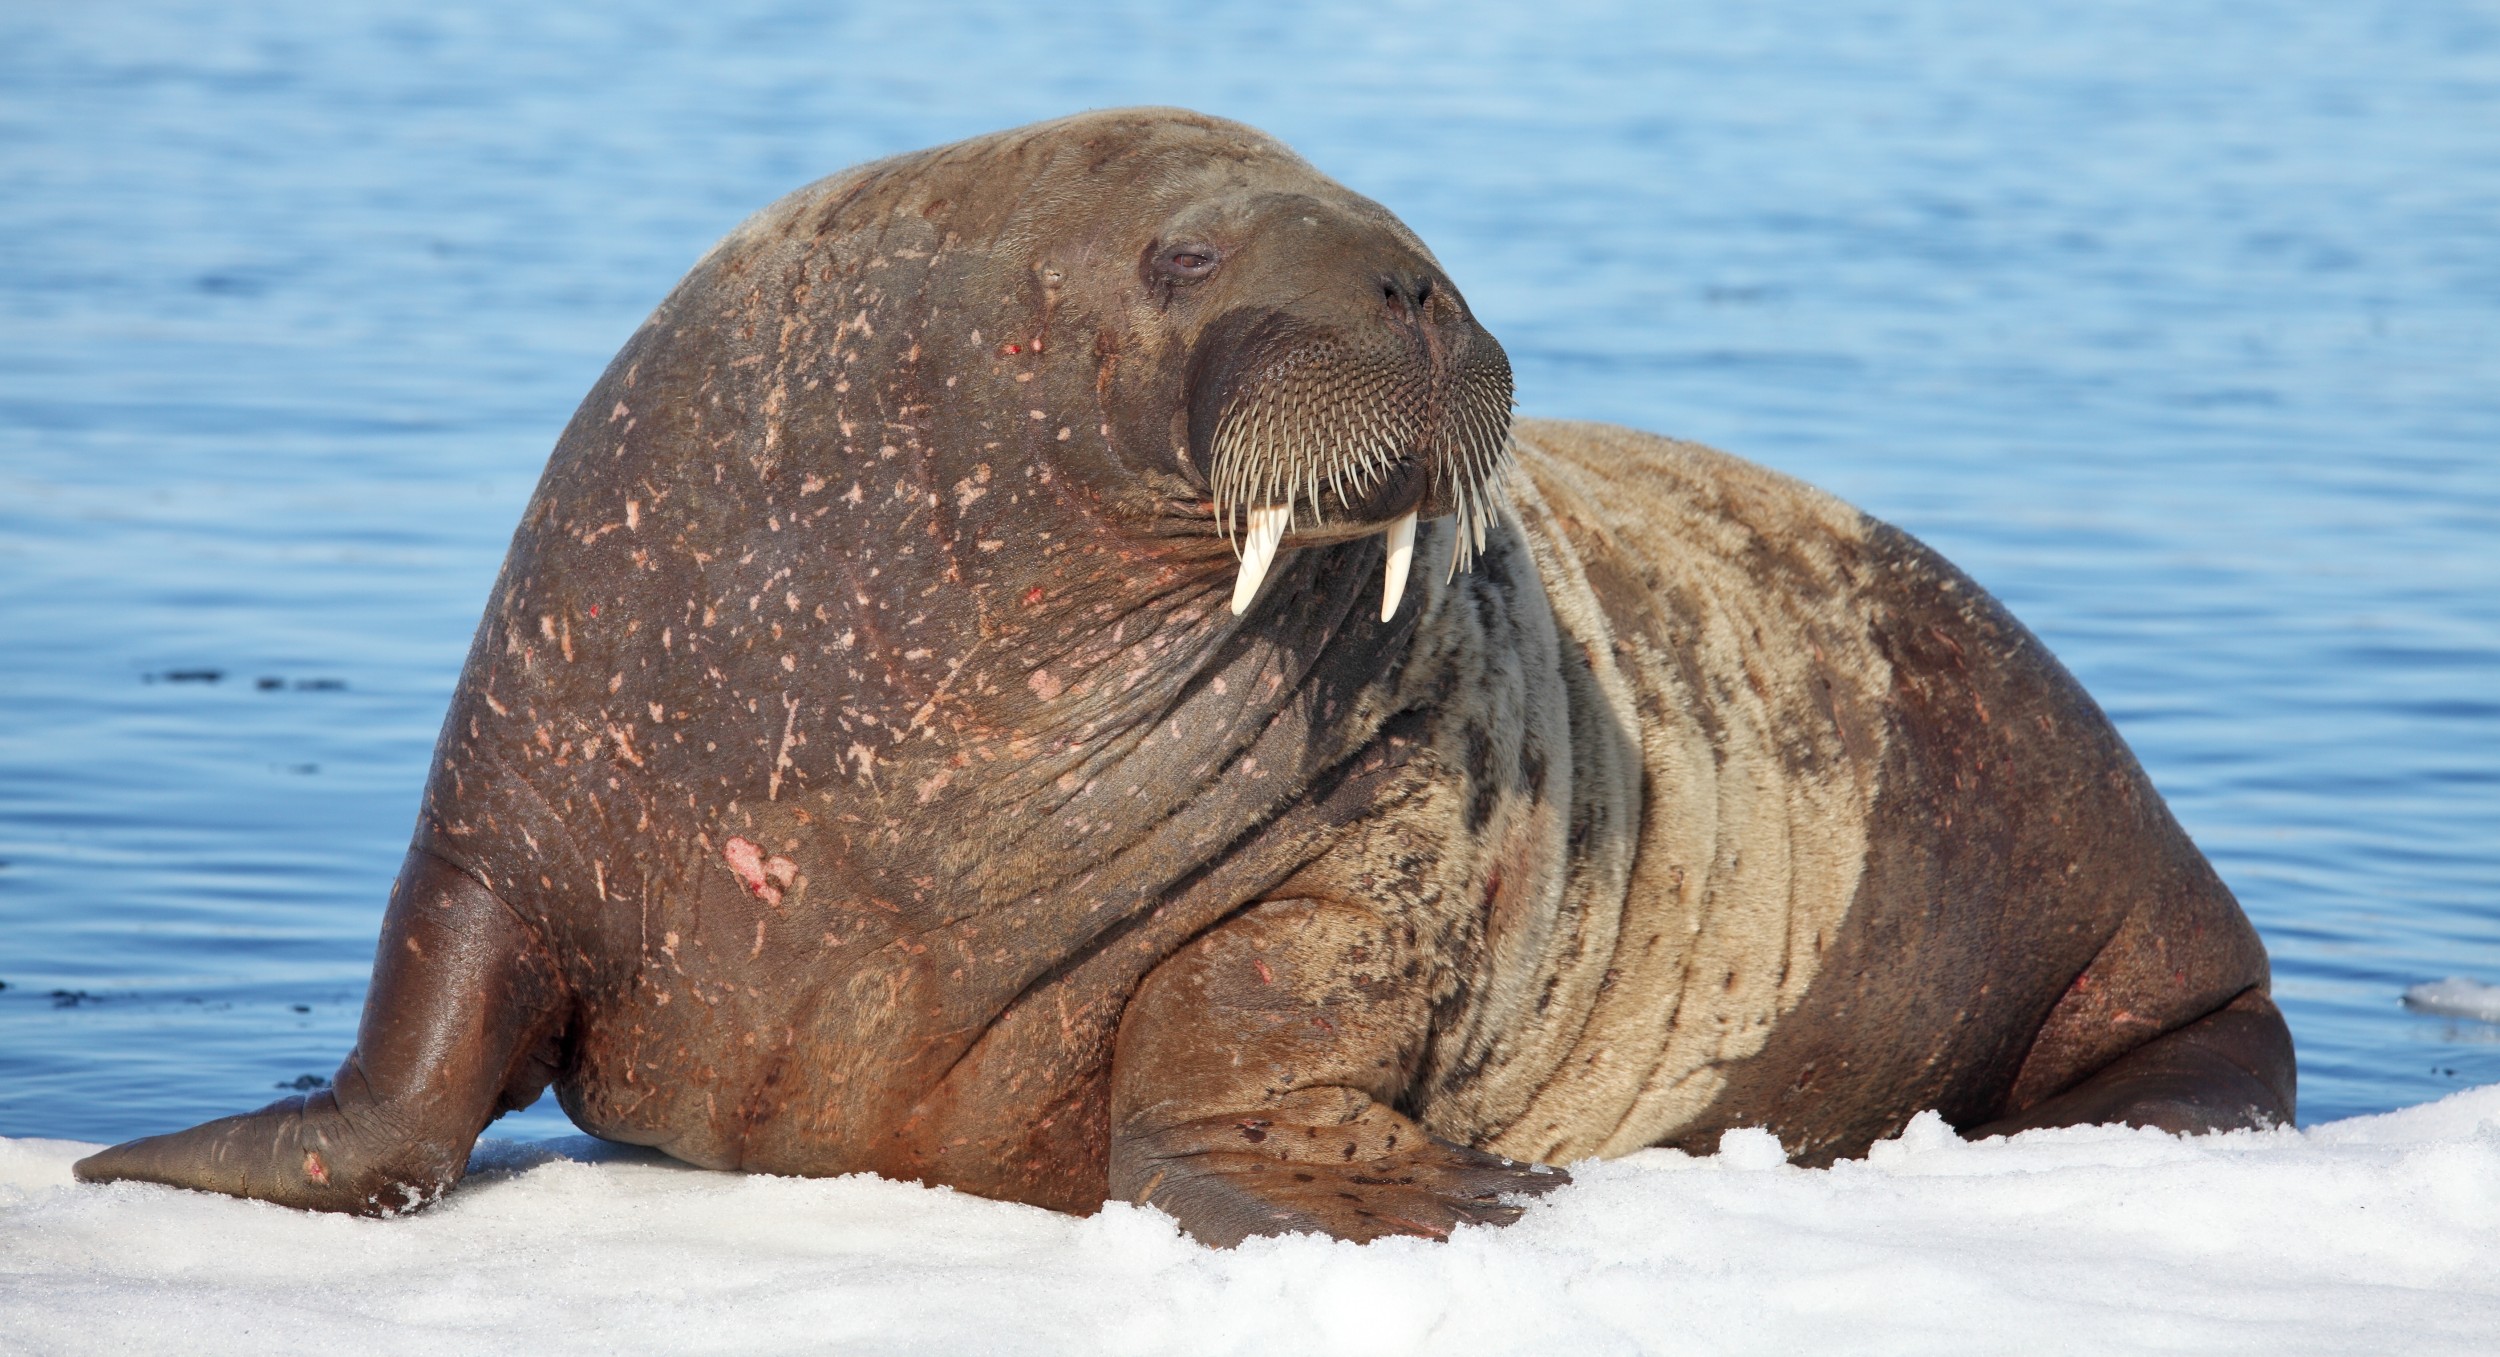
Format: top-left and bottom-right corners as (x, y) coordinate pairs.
(723, 836), (799, 905)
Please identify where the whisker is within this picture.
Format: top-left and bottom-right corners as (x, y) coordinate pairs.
(1201, 339), (1513, 583)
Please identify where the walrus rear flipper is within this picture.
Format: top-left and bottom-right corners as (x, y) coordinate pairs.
(1972, 988), (2295, 1138)
(1106, 896), (1567, 1247)
(1973, 841), (2295, 1140)
(75, 848), (567, 1215)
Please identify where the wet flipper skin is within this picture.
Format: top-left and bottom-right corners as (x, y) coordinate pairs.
(1107, 897), (1567, 1246)
(75, 849), (565, 1214)
(1116, 1091), (1567, 1247)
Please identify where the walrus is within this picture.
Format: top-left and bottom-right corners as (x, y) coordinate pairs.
(77, 108), (2294, 1245)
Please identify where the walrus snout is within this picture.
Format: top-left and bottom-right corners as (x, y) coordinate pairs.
(1186, 286), (1514, 621)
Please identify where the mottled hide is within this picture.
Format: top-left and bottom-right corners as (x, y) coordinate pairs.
(79, 110), (2292, 1246)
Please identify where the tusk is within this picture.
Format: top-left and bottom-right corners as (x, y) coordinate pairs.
(1231, 504), (1291, 615)
(1380, 510), (1417, 622)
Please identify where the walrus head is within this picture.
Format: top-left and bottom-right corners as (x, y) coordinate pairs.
(882, 109), (1518, 631)
(1154, 193), (1517, 619)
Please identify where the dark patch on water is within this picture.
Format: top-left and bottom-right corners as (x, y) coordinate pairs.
(194, 272), (268, 297)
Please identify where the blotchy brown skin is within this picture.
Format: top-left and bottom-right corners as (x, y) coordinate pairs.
(77, 110), (2292, 1245)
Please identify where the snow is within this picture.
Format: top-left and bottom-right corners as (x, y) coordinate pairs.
(7, 1089), (2500, 1356)
(2403, 979), (2500, 1025)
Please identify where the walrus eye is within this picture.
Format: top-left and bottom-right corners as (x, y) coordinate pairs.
(1153, 243), (1221, 282)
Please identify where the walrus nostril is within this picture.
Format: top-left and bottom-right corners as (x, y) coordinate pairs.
(1378, 274), (1441, 317)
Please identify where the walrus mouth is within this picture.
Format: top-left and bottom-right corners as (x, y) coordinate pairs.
(1205, 333), (1515, 622)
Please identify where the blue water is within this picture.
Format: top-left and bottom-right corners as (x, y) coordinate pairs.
(2, 1), (2495, 1144)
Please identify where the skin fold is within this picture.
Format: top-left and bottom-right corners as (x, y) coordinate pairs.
(77, 109), (2293, 1245)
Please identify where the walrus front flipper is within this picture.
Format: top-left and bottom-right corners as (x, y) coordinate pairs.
(1973, 989), (2296, 1139)
(1107, 897), (1567, 1247)
(76, 848), (567, 1215)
